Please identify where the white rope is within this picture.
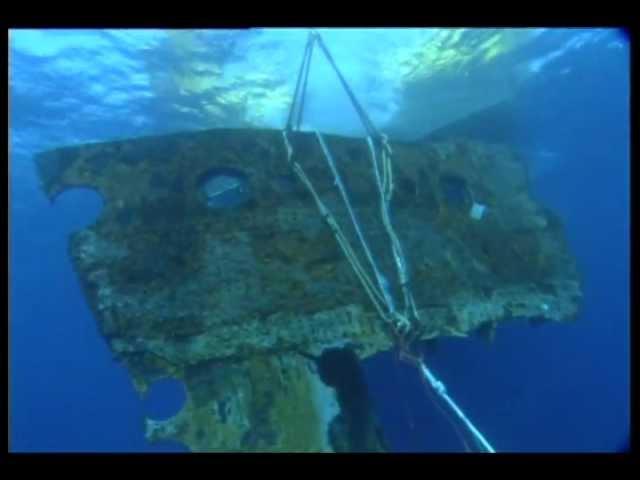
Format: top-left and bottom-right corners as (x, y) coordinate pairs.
(418, 359), (496, 453)
(281, 30), (497, 454)
(282, 129), (498, 453)
(282, 130), (388, 322)
(315, 131), (396, 317)
(367, 136), (418, 331)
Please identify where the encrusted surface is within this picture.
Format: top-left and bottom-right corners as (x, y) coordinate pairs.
(145, 353), (352, 452)
(35, 128), (582, 451)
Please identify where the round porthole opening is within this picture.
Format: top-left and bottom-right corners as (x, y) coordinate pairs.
(197, 167), (252, 209)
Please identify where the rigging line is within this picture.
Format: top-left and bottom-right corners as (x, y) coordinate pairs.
(414, 357), (473, 452)
(316, 130), (395, 316)
(416, 357), (496, 453)
(281, 29), (497, 454)
(313, 32), (379, 139)
(295, 36), (314, 131)
(282, 131), (388, 317)
(287, 33), (314, 131)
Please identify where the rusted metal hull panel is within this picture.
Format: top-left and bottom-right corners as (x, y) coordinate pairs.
(34, 128), (582, 451)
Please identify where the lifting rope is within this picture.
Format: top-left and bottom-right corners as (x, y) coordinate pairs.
(281, 29), (495, 453)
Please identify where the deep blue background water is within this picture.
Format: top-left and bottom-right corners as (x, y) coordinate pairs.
(9, 29), (630, 452)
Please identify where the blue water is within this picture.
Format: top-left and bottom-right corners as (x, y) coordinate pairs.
(9, 28), (630, 452)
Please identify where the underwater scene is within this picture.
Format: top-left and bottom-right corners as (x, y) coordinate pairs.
(8, 28), (630, 452)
